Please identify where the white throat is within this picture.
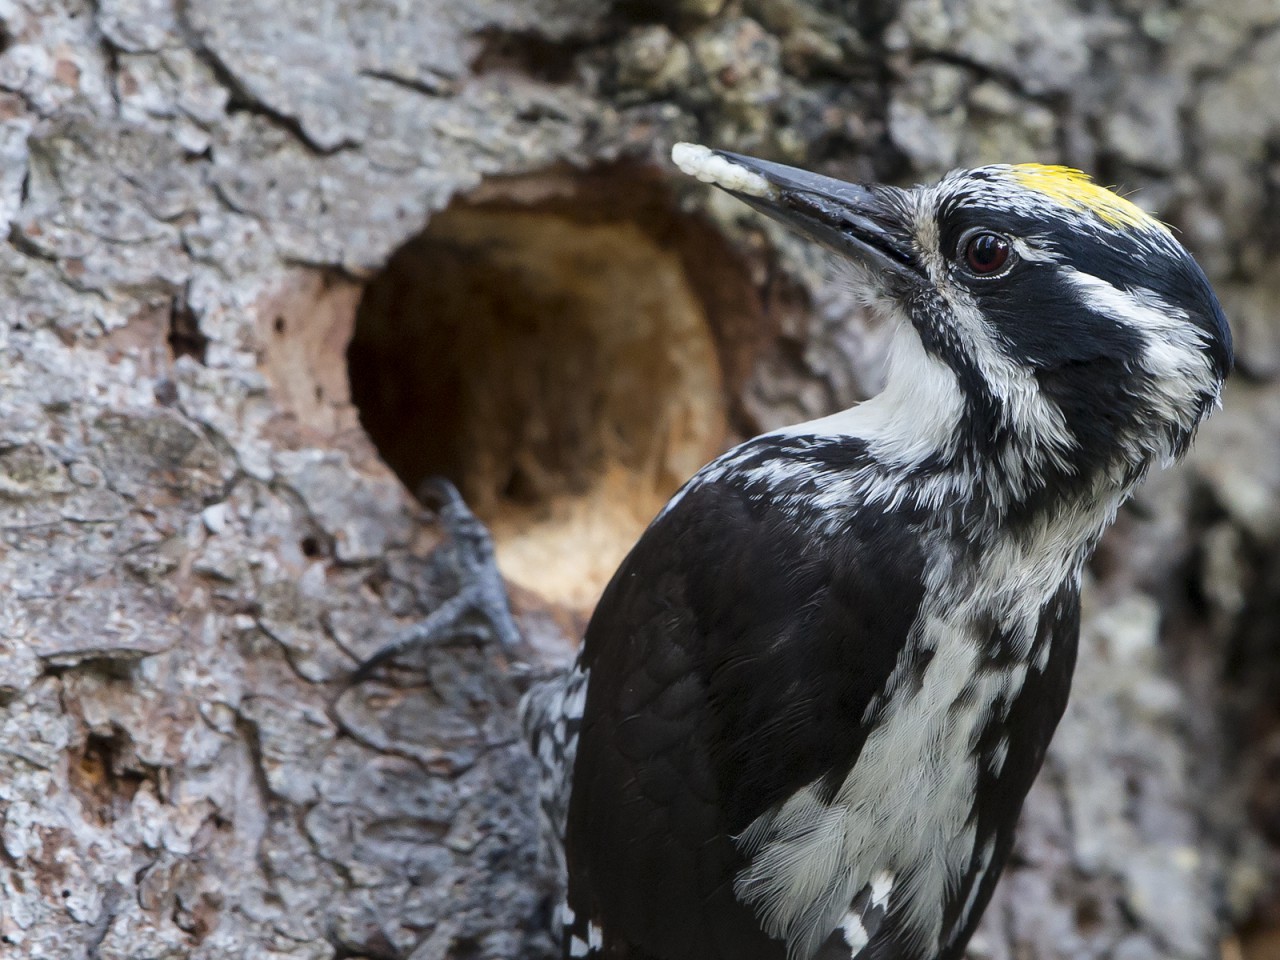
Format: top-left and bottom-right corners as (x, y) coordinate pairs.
(770, 319), (966, 470)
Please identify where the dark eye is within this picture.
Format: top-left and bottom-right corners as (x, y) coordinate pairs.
(961, 231), (1012, 276)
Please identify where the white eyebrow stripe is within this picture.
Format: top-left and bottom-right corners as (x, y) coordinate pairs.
(1009, 236), (1060, 263)
(1062, 269), (1219, 453)
(1063, 270), (1209, 363)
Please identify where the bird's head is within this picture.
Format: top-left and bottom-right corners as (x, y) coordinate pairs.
(673, 144), (1231, 501)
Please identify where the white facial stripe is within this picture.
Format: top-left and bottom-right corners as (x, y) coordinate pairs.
(1063, 270), (1220, 461)
(1063, 270), (1210, 371)
(1009, 235), (1060, 263)
(666, 170), (1220, 526)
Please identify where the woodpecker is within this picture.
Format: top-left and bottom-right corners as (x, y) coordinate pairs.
(522, 145), (1231, 960)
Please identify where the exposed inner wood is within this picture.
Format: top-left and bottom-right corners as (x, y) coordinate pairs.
(258, 270), (366, 442)
(349, 202), (729, 609)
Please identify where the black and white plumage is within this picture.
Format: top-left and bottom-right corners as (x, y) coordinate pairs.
(522, 146), (1232, 960)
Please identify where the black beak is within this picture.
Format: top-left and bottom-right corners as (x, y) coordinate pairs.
(680, 147), (920, 280)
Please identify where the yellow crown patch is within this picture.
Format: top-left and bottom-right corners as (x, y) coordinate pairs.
(1007, 164), (1167, 233)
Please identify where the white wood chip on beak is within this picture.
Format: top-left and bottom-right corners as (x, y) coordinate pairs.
(671, 142), (775, 199)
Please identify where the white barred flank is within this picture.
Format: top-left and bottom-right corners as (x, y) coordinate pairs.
(567, 923), (603, 958)
(840, 912), (869, 954)
(520, 662), (590, 881)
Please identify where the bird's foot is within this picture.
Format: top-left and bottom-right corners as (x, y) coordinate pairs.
(350, 477), (522, 685)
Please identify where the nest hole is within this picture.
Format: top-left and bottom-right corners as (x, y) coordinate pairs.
(348, 169), (756, 609)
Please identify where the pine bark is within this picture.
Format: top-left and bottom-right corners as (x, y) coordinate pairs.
(1, 0), (1278, 958)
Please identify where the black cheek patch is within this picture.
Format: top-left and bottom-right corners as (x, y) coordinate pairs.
(1033, 358), (1151, 474)
(973, 268), (1147, 369)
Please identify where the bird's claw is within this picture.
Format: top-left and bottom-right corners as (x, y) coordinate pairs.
(350, 476), (522, 684)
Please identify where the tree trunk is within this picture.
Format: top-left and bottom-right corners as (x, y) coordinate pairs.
(1, 0), (1278, 957)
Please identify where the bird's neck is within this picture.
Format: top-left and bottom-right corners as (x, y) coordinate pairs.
(777, 322), (1147, 547)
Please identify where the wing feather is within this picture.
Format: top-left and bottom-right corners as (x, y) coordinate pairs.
(563, 467), (929, 960)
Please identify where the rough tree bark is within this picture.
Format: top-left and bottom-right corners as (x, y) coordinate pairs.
(1, 0), (1278, 958)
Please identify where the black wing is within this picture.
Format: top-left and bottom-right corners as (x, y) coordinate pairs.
(562, 469), (928, 960)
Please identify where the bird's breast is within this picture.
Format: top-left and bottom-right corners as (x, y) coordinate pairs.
(732, 580), (1048, 959)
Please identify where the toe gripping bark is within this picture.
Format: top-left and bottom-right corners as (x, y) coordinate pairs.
(350, 477), (523, 684)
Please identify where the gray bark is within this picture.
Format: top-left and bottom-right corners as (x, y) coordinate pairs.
(0, 0), (1278, 958)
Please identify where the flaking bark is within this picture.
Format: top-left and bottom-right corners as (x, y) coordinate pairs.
(0, 0), (1278, 958)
